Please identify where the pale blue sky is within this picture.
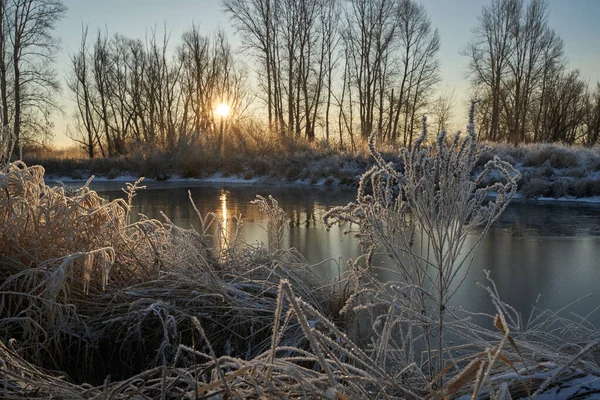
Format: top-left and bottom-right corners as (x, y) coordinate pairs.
(52, 0), (600, 146)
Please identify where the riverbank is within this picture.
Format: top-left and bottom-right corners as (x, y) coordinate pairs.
(33, 141), (600, 201)
(46, 175), (600, 211)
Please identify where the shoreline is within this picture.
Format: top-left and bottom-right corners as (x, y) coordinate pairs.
(44, 172), (600, 207)
(28, 141), (600, 203)
(44, 172), (358, 190)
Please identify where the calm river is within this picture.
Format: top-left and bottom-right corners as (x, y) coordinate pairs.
(87, 180), (600, 327)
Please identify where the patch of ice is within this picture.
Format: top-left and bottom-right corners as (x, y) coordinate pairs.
(457, 372), (600, 400)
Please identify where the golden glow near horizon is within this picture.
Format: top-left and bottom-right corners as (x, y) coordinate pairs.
(215, 103), (230, 118)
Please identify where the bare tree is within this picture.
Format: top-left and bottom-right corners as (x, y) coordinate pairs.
(321, 0), (341, 144)
(179, 24), (211, 138)
(465, 0), (571, 144)
(430, 86), (455, 136)
(387, 0), (440, 147)
(131, 26), (183, 151)
(464, 0), (519, 141)
(540, 70), (587, 144)
(505, 0), (562, 142)
(178, 27), (249, 143)
(124, 38), (146, 143)
(67, 26), (100, 158)
(223, 0), (280, 132)
(223, 0), (440, 146)
(295, 0), (325, 141)
(341, 0), (440, 145)
(585, 83), (600, 146)
(531, 27), (564, 142)
(343, 0), (397, 141)
(225, 0), (332, 142)
(67, 22), (249, 156)
(0, 0), (10, 129)
(6, 0), (66, 154)
(88, 30), (115, 155)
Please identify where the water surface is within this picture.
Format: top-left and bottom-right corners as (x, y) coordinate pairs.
(90, 180), (600, 326)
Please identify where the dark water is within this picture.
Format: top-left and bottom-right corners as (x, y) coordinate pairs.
(88, 180), (600, 326)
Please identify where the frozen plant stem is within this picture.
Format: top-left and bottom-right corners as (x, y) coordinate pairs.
(324, 101), (520, 382)
(252, 195), (289, 252)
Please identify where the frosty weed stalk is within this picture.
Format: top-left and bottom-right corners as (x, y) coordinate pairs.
(324, 101), (521, 380)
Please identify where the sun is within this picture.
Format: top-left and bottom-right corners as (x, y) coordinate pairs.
(215, 103), (230, 118)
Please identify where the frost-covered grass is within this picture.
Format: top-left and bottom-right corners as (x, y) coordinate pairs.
(479, 142), (600, 199)
(28, 139), (376, 187)
(3, 118), (600, 398)
(28, 138), (600, 200)
(0, 161), (353, 397)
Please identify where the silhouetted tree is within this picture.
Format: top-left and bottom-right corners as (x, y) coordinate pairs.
(430, 87), (455, 136)
(2, 0), (66, 155)
(68, 24), (248, 156)
(67, 26), (100, 158)
(343, 0), (397, 141)
(393, 0), (440, 147)
(223, 0), (280, 132)
(585, 84), (600, 146)
(465, 0), (578, 144)
(178, 27), (249, 144)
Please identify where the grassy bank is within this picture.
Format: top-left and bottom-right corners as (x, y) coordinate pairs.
(27, 139), (600, 200)
(485, 143), (600, 199)
(3, 119), (600, 398)
(26, 130), (377, 187)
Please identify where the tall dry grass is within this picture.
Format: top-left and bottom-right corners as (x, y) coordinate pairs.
(0, 152), (355, 395)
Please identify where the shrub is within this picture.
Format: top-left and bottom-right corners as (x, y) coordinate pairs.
(284, 162), (304, 181)
(550, 146), (580, 168)
(247, 156), (272, 176)
(521, 177), (552, 198)
(573, 177), (600, 198)
(324, 176), (335, 186)
(550, 177), (571, 198)
(533, 159), (555, 178)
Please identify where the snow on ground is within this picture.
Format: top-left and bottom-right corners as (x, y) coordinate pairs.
(79, 174), (140, 182)
(535, 195), (600, 204)
(532, 374), (600, 400)
(456, 365), (600, 400)
(182, 173), (258, 184)
(45, 173), (259, 185)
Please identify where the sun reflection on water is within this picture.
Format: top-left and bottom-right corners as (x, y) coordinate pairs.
(219, 190), (229, 255)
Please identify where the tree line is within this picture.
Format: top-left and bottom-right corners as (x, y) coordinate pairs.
(224, 0), (598, 147)
(0, 0), (598, 158)
(224, 0), (442, 149)
(71, 0), (441, 156)
(68, 26), (249, 158)
(465, 0), (600, 145)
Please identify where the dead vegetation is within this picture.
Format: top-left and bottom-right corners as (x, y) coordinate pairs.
(2, 117), (600, 399)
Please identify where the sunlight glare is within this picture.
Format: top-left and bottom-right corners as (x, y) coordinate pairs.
(215, 103), (230, 118)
